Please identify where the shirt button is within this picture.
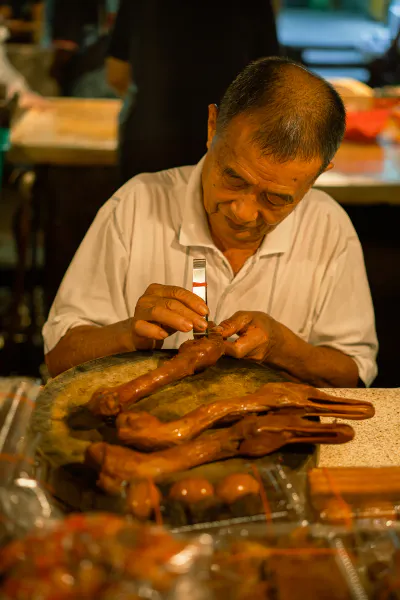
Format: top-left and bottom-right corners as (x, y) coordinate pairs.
(53, 316), (61, 324)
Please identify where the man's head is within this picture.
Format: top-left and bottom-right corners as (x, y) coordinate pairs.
(202, 57), (346, 250)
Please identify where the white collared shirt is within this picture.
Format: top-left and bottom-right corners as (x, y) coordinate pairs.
(43, 158), (378, 386)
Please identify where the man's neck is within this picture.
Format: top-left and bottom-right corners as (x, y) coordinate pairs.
(211, 231), (264, 275)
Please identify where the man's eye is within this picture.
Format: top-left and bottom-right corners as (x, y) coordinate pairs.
(264, 193), (291, 207)
(226, 175), (246, 188)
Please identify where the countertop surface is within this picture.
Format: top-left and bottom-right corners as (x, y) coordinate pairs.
(8, 97), (122, 166)
(319, 388), (400, 467)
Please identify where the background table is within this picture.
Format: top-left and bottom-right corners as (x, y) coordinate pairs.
(8, 98), (122, 167)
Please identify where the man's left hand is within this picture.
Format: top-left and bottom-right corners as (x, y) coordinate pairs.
(218, 311), (280, 362)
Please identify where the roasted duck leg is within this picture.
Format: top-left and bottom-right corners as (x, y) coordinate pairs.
(86, 415), (354, 495)
(88, 330), (225, 417)
(237, 414), (354, 456)
(116, 382), (373, 450)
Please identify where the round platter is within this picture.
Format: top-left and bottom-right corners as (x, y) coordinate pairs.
(31, 351), (317, 515)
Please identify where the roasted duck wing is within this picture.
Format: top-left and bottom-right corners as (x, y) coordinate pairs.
(87, 415), (354, 495)
(116, 382), (373, 450)
(88, 330), (225, 416)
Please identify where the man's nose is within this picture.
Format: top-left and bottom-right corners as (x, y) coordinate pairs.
(231, 197), (259, 223)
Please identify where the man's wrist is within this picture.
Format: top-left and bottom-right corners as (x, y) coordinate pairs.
(264, 317), (286, 364)
(115, 318), (136, 353)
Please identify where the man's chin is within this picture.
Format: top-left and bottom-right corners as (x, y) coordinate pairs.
(231, 228), (267, 242)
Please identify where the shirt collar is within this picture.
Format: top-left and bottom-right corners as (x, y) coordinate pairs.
(178, 156), (215, 249)
(178, 155), (296, 257)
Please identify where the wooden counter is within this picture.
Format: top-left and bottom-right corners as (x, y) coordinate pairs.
(319, 388), (400, 467)
(315, 141), (400, 205)
(8, 98), (122, 166)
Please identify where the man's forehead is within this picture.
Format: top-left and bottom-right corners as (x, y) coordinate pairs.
(215, 137), (320, 188)
(214, 114), (323, 184)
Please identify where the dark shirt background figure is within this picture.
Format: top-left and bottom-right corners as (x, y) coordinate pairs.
(108, 1), (280, 183)
(48, 0), (118, 98)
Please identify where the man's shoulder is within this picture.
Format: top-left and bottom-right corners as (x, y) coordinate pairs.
(116, 164), (195, 201)
(301, 187), (355, 234)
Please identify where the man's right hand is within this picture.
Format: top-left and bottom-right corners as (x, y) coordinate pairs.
(130, 283), (209, 350)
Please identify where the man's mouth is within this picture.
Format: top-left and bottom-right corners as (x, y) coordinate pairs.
(224, 215), (260, 232)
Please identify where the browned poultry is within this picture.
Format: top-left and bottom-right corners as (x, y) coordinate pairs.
(88, 330), (225, 416)
(87, 415), (354, 496)
(116, 382), (373, 449)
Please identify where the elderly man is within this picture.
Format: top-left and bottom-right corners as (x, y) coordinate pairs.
(43, 58), (378, 387)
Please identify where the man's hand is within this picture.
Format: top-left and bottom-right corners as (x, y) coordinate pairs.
(218, 311), (279, 362)
(219, 310), (359, 388)
(131, 283), (209, 350)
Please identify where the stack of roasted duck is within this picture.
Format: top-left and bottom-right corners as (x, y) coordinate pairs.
(83, 332), (374, 518)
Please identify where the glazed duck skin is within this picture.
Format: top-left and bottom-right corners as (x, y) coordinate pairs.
(87, 415), (354, 494)
(88, 331), (225, 417)
(87, 428), (239, 494)
(116, 382), (373, 450)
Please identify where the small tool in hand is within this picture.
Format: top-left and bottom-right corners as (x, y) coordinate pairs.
(192, 258), (209, 338)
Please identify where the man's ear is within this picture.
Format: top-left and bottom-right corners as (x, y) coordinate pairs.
(207, 104), (218, 149)
(323, 162), (334, 173)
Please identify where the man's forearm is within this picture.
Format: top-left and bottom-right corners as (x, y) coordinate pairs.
(45, 320), (135, 378)
(267, 323), (359, 388)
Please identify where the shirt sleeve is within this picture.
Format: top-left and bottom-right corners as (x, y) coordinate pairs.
(107, 0), (133, 62)
(42, 195), (131, 354)
(308, 234), (378, 387)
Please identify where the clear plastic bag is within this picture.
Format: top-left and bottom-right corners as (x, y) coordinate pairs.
(0, 513), (213, 600)
(0, 379), (61, 545)
(308, 467), (400, 526)
(154, 461), (306, 530)
(201, 523), (367, 600)
(334, 524), (400, 599)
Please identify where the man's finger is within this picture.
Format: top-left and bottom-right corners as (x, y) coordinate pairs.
(138, 305), (203, 333)
(223, 327), (267, 359)
(218, 312), (253, 338)
(134, 319), (169, 340)
(145, 283), (208, 316)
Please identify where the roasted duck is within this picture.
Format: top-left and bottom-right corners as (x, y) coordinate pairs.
(216, 473), (261, 504)
(88, 330), (225, 416)
(116, 382), (373, 449)
(86, 415), (354, 496)
(169, 477), (215, 504)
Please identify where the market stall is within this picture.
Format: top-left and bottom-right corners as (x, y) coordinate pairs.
(0, 354), (399, 598)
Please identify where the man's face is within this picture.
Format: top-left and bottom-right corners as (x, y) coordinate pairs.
(201, 106), (331, 249)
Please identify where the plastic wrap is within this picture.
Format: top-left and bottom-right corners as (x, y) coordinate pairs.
(0, 379), (60, 545)
(334, 525), (400, 599)
(133, 461), (307, 529)
(0, 513), (213, 600)
(308, 467), (400, 526)
(198, 523), (367, 600)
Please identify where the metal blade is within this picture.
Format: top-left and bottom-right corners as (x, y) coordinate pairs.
(192, 258), (209, 338)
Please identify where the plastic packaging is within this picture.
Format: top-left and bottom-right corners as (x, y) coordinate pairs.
(0, 513), (213, 600)
(152, 461), (307, 529)
(335, 524), (400, 599)
(0, 379), (60, 545)
(199, 523), (368, 600)
(308, 467), (400, 526)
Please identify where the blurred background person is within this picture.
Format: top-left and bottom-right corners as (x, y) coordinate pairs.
(44, 0), (118, 99)
(0, 15), (46, 107)
(107, 1), (280, 183)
